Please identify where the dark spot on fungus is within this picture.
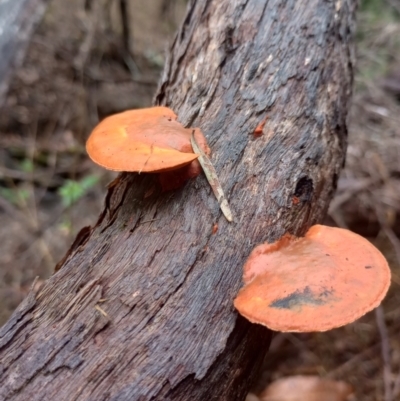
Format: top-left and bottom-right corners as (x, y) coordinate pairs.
(365, 265), (372, 269)
(270, 286), (334, 310)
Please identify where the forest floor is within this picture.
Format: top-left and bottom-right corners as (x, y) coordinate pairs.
(0, 0), (400, 400)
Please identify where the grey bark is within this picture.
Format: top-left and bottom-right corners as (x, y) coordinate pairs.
(0, 0), (357, 400)
(0, 0), (49, 106)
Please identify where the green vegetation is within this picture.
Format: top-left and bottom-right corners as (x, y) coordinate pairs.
(356, 0), (400, 88)
(58, 175), (100, 207)
(0, 187), (30, 207)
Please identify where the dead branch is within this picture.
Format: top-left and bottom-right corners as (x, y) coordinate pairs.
(0, 0), (357, 399)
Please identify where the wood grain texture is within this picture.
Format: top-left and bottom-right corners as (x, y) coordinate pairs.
(0, 0), (357, 400)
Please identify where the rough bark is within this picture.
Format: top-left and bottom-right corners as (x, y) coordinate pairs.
(0, 0), (49, 106)
(0, 0), (357, 400)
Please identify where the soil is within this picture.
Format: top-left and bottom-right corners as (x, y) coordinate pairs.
(0, 0), (399, 400)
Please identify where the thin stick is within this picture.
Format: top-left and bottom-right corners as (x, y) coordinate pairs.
(382, 225), (400, 267)
(190, 132), (233, 222)
(376, 306), (393, 401)
(95, 304), (108, 317)
(120, 0), (131, 55)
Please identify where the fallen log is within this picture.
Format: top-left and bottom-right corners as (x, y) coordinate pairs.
(0, 0), (357, 399)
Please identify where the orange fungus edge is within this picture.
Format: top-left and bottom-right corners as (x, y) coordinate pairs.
(234, 225), (391, 332)
(85, 107), (208, 173)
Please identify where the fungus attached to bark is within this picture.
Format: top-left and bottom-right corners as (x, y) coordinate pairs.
(234, 225), (391, 332)
(86, 106), (233, 221)
(86, 106), (207, 173)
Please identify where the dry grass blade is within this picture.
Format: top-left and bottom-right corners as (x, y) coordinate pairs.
(190, 131), (233, 222)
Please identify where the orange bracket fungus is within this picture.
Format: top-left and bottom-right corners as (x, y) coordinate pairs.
(86, 106), (233, 221)
(234, 225), (391, 332)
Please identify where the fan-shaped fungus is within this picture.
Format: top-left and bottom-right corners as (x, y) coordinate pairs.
(86, 106), (209, 174)
(234, 225), (391, 332)
(86, 106), (233, 221)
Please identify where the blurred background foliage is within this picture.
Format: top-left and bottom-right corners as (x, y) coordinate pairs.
(0, 0), (399, 399)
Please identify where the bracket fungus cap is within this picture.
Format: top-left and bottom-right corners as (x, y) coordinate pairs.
(234, 225), (391, 332)
(86, 106), (203, 173)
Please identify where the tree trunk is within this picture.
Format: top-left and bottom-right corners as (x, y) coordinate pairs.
(0, 0), (49, 106)
(0, 0), (357, 400)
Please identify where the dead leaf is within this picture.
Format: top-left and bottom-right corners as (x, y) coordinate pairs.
(259, 375), (353, 401)
(246, 393), (260, 401)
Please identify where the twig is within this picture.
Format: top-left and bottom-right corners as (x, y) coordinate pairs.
(139, 219), (159, 225)
(95, 304), (108, 317)
(371, 203), (399, 401)
(327, 343), (381, 379)
(382, 226), (400, 267)
(120, 0), (131, 55)
(374, 202), (400, 266)
(327, 317), (400, 380)
(375, 306), (393, 401)
(328, 177), (380, 214)
(190, 132), (233, 222)
(122, 52), (140, 78)
(0, 167), (63, 188)
(74, 0), (101, 73)
(283, 333), (322, 366)
(119, 0), (140, 77)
